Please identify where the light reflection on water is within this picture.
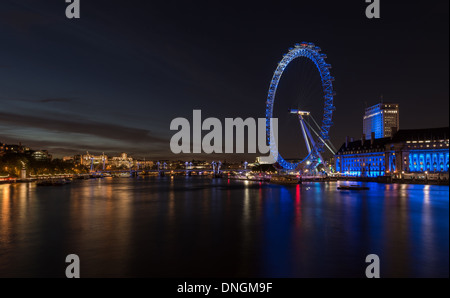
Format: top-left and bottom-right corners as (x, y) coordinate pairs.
(0, 178), (448, 278)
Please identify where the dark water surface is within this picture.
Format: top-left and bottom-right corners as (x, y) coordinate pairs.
(0, 177), (448, 277)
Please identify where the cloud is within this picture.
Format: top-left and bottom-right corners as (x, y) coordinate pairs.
(0, 97), (74, 104)
(37, 97), (74, 103)
(1, 97), (74, 103)
(0, 111), (169, 145)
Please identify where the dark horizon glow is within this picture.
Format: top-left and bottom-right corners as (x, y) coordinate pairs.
(0, 0), (448, 160)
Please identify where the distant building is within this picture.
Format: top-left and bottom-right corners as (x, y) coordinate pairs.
(191, 160), (211, 169)
(336, 127), (449, 177)
(363, 103), (399, 139)
(0, 141), (4, 157)
(256, 156), (272, 165)
(4, 144), (21, 153)
(0, 142), (31, 154)
(135, 160), (154, 170)
(156, 160), (171, 170)
(110, 153), (133, 169)
(80, 153), (108, 167)
(73, 155), (82, 164)
(32, 150), (52, 161)
(63, 156), (75, 162)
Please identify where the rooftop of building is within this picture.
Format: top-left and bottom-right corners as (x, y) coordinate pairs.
(391, 127), (449, 142)
(366, 102), (399, 107)
(336, 137), (391, 154)
(336, 127), (449, 154)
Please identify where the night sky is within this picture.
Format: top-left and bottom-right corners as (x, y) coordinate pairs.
(0, 0), (448, 161)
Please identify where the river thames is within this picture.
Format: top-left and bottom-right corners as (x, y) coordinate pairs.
(0, 177), (448, 278)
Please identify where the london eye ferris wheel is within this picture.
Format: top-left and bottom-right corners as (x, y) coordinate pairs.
(265, 42), (337, 173)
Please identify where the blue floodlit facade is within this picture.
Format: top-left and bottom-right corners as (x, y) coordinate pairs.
(406, 151), (449, 172)
(336, 127), (449, 177)
(388, 128), (449, 173)
(363, 103), (399, 139)
(335, 136), (388, 177)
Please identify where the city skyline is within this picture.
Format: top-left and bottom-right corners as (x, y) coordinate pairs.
(0, 1), (448, 280)
(0, 1), (448, 160)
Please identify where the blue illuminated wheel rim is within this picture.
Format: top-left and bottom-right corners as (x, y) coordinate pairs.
(265, 42), (335, 170)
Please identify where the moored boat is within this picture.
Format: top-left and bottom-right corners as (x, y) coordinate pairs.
(36, 179), (71, 186)
(270, 175), (301, 185)
(337, 185), (370, 190)
(113, 172), (132, 178)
